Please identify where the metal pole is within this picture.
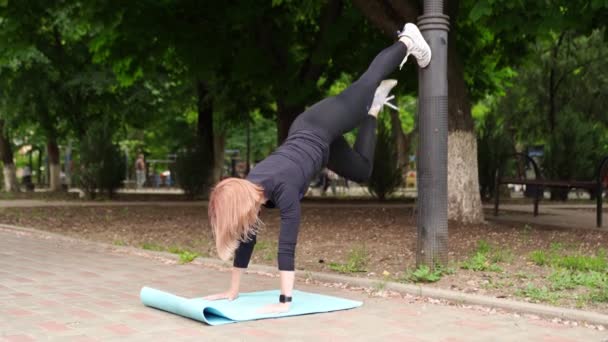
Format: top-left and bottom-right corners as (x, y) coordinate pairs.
(416, 0), (450, 268)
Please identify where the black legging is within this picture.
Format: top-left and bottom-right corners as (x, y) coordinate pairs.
(288, 42), (407, 182)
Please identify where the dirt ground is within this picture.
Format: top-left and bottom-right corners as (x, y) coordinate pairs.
(1, 204), (607, 314)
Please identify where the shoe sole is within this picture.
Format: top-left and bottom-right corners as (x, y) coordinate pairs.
(369, 80), (399, 116)
(380, 79), (398, 89)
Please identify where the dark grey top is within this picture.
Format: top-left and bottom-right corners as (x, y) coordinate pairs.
(233, 130), (329, 271)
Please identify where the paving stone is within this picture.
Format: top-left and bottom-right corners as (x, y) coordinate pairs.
(0, 226), (605, 341)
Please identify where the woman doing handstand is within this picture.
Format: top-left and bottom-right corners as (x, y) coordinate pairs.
(205, 23), (431, 313)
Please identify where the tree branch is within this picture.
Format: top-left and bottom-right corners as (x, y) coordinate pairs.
(351, 0), (403, 38)
(299, 0), (343, 82)
(385, 0), (420, 23)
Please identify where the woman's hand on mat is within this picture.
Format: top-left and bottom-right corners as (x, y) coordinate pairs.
(202, 290), (239, 301)
(257, 302), (291, 314)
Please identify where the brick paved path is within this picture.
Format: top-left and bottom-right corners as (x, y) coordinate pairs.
(0, 227), (605, 341)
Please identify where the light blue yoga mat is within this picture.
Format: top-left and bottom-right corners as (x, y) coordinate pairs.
(140, 287), (362, 325)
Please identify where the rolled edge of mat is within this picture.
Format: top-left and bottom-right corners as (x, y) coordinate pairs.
(140, 287), (208, 323)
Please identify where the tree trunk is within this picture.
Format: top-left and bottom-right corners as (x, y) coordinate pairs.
(47, 138), (61, 191)
(196, 80), (215, 186)
(0, 120), (19, 192)
(36, 148), (42, 185)
(2, 164), (19, 192)
(213, 132), (226, 183)
(276, 101), (304, 144)
(446, 32), (484, 224)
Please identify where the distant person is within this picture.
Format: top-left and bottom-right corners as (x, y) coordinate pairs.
(135, 154), (146, 188)
(60, 171), (68, 191)
(205, 23), (430, 314)
(322, 168), (338, 196)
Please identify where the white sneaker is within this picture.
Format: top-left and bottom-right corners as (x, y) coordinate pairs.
(368, 79), (399, 117)
(397, 23), (432, 69)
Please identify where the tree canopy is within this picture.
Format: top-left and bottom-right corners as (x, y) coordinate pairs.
(0, 0), (606, 219)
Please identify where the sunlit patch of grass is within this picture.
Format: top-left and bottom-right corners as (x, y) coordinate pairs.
(402, 264), (453, 283)
(530, 250), (548, 266)
(461, 240), (504, 272)
(516, 284), (560, 304)
(328, 245), (368, 273)
(177, 250), (199, 264)
(142, 242), (165, 251)
(529, 248), (607, 272)
(461, 252), (502, 272)
(254, 241), (277, 261)
(549, 269), (607, 290)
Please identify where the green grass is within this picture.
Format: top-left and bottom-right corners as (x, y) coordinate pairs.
(176, 250), (199, 264)
(460, 240), (510, 272)
(516, 284), (560, 304)
(461, 252), (503, 272)
(167, 246), (201, 264)
(167, 246), (186, 254)
(589, 287), (608, 303)
(113, 240), (127, 246)
(476, 240), (491, 254)
(141, 243), (199, 264)
(403, 265), (446, 283)
(0, 192), (16, 200)
(142, 242), (165, 251)
(490, 248), (514, 263)
(549, 269), (607, 290)
(328, 246), (368, 273)
(529, 248), (607, 272)
(514, 271), (533, 279)
(482, 279), (513, 290)
(530, 250), (548, 266)
(555, 254), (607, 272)
(527, 246), (608, 304)
(550, 242), (564, 252)
(254, 241), (277, 261)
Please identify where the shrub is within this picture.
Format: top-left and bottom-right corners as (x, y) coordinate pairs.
(367, 118), (402, 200)
(544, 109), (606, 200)
(175, 141), (212, 199)
(78, 121), (125, 199)
(476, 108), (513, 200)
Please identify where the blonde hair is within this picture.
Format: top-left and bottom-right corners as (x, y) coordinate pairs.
(208, 178), (265, 261)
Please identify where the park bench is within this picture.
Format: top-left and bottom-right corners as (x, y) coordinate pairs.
(493, 153), (608, 227)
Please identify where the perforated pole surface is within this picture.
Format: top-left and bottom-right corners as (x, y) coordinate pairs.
(416, 0), (449, 268)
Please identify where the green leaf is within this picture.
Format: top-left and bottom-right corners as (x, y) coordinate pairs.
(591, 0), (608, 10)
(468, 1), (493, 22)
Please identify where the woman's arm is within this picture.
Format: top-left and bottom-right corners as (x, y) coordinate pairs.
(257, 270), (294, 313)
(202, 267), (243, 300)
(258, 187), (301, 313)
